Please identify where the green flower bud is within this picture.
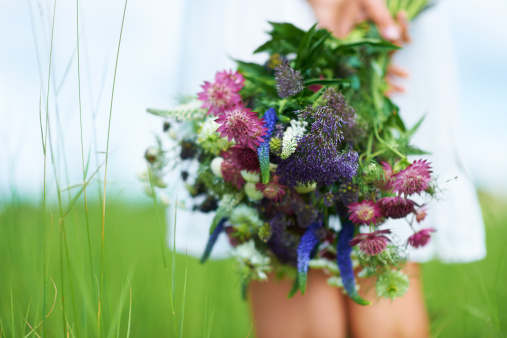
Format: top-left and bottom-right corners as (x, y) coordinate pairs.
(295, 182), (317, 194)
(375, 270), (409, 300)
(241, 170), (260, 183)
(393, 158), (411, 173)
(270, 137), (282, 155)
(257, 222), (272, 242)
(362, 162), (384, 184)
(244, 182), (264, 201)
(210, 157), (224, 178)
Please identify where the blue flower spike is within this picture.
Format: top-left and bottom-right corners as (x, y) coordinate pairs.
(201, 218), (228, 263)
(296, 221), (321, 294)
(258, 108), (278, 184)
(336, 220), (371, 305)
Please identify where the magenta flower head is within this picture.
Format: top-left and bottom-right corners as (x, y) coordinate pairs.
(392, 159), (432, 196)
(198, 72), (242, 116)
(378, 196), (415, 219)
(220, 158), (245, 189)
(408, 228), (436, 248)
(226, 145), (260, 172)
(215, 103), (267, 149)
(255, 178), (286, 202)
(380, 161), (394, 189)
(215, 70), (245, 90)
(350, 229), (391, 256)
(348, 200), (382, 225)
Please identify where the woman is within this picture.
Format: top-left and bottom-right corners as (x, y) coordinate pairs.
(166, 0), (486, 337)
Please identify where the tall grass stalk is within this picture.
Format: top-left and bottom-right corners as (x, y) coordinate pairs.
(147, 168), (178, 335)
(76, 0), (96, 322)
(126, 279), (132, 338)
(22, 298), (32, 337)
(99, 0), (128, 334)
(10, 274), (15, 338)
(41, 1), (57, 336)
(178, 254), (188, 338)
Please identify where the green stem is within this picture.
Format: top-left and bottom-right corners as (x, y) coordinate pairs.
(100, 1), (128, 334)
(373, 123), (405, 159)
(76, 0), (96, 304)
(42, 1), (57, 336)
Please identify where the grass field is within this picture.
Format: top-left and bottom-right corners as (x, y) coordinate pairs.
(0, 192), (505, 337)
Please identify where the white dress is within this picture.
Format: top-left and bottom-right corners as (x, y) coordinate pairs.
(165, 0), (486, 263)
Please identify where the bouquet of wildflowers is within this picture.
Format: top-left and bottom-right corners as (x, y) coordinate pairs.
(144, 1), (436, 304)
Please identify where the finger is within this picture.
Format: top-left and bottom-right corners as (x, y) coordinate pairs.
(385, 78), (405, 96)
(396, 10), (411, 44)
(332, 1), (363, 38)
(387, 64), (409, 78)
(361, 0), (400, 41)
(355, 8), (368, 24)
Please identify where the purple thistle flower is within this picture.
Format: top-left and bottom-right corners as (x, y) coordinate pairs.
(336, 220), (371, 305)
(257, 108), (278, 183)
(297, 221), (321, 294)
(277, 101), (359, 186)
(297, 105), (345, 149)
(322, 88), (356, 128)
(277, 145), (359, 187)
(274, 62), (304, 98)
(323, 193), (335, 207)
(200, 218), (227, 263)
(337, 181), (359, 206)
(272, 123), (285, 139)
(292, 199), (319, 228)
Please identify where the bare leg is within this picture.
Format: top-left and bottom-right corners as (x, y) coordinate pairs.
(347, 263), (430, 338)
(250, 269), (348, 338)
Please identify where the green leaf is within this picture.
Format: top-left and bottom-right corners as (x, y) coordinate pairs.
(336, 38), (400, 51)
(244, 75), (278, 98)
(406, 114), (426, 138)
(404, 145), (431, 156)
(304, 78), (350, 86)
(298, 268), (308, 295)
(301, 30), (333, 70)
(254, 22), (305, 54)
(241, 280), (249, 300)
(287, 277), (299, 298)
(236, 60), (272, 78)
(295, 23), (317, 69)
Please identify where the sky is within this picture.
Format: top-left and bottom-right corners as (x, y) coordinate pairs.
(0, 0), (506, 204)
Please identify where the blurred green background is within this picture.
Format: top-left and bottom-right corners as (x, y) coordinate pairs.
(0, 192), (505, 337)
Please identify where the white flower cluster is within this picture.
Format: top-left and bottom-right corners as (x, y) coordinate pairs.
(232, 240), (271, 280)
(281, 119), (308, 159)
(147, 100), (206, 121)
(230, 204), (263, 236)
(196, 117), (233, 155)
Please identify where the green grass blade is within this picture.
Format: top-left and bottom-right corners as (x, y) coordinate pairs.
(178, 254), (188, 338)
(126, 279), (132, 338)
(147, 167), (178, 335)
(10, 274), (15, 338)
(63, 159), (106, 217)
(22, 298), (33, 336)
(100, 1), (128, 331)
